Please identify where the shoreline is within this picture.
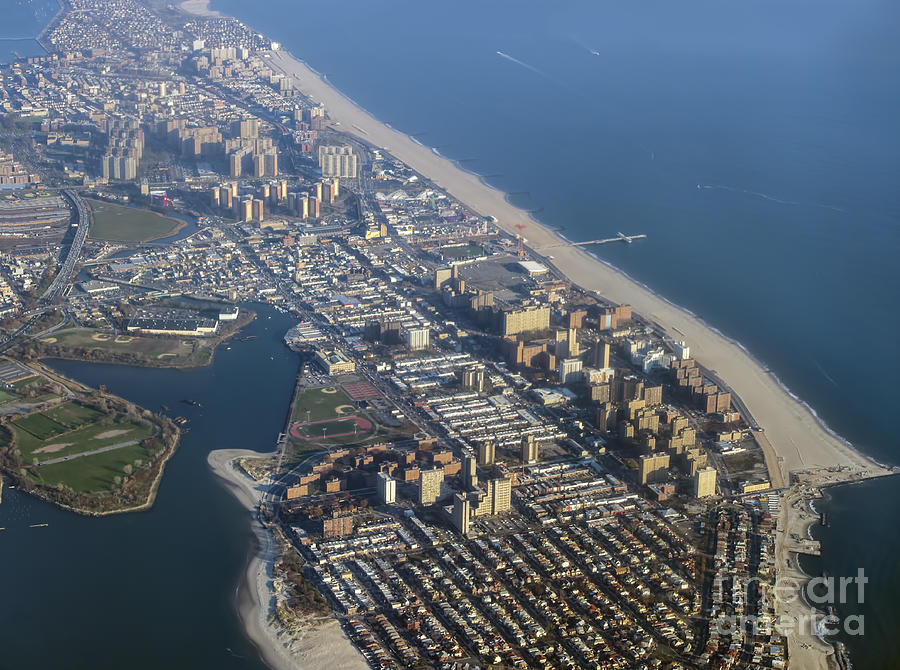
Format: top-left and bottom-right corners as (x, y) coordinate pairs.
(36, 0), (66, 54)
(265, 48), (863, 474)
(177, 0), (220, 18)
(263, 46), (888, 482)
(778, 472), (897, 670)
(207, 448), (367, 670)
(1, 359), (181, 516)
(777, 486), (841, 670)
(29, 309), (258, 370)
(177, 5), (892, 669)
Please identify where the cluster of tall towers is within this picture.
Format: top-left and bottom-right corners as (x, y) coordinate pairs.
(210, 178), (340, 223)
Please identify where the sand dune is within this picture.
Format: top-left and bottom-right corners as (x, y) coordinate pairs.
(208, 449), (367, 670)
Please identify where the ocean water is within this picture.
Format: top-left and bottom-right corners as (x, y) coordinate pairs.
(0, 306), (296, 669)
(0, 0), (897, 666)
(208, 0), (900, 665)
(0, 0), (59, 62)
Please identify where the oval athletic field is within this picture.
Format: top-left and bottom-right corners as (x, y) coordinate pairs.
(289, 415), (373, 441)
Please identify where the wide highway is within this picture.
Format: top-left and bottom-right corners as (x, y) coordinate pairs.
(41, 189), (90, 303)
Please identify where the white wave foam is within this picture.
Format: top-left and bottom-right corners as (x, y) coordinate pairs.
(546, 236), (864, 455)
(275, 46), (870, 467)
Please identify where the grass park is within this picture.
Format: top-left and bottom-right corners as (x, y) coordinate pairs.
(7, 399), (158, 494)
(36, 328), (217, 368)
(87, 198), (185, 242)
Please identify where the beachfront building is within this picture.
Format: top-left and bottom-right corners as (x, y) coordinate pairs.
(318, 145), (358, 178)
(452, 493), (470, 535)
(477, 439), (495, 466)
(501, 304), (551, 337)
(405, 326), (430, 351)
(486, 476), (512, 514)
(521, 435), (539, 464)
(639, 452), (671, 484)
(559, 357), (583, 384)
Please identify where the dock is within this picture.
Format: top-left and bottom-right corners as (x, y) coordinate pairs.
(541, 232), (647, 250)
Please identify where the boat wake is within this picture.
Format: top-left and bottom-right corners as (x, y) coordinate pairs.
(569, 35), (600, 56)
(496, 50), (545, 76)
(697, 183), (847, 214)
(813, 360), (839, 387)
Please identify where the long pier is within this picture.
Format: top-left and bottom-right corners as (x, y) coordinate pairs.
(540, 232), (647, 250)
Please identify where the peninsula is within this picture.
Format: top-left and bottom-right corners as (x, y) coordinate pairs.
(0, 359), (179, 515)
(0, 1), (891, 668)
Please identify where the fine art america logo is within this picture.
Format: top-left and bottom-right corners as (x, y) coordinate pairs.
(714, 569), (867, 637)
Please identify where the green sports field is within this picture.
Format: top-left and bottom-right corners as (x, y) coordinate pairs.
(87, 199), (184, 242)
(39, 328), (216, 367)
(290, 386), (356, 423)
(9, 400), (157, 493)
(36, 442), (152, 493)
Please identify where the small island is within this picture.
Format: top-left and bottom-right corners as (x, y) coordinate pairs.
(0, 359), (179, 515)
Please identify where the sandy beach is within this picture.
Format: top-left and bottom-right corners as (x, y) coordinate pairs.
(263, 47), (885, 485)
(208, 448), (367, 670)
(178, 0), (220, 18)
(175, 6), (896, 667)
(776, 488), (840, 670)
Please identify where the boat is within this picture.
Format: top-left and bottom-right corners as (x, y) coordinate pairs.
(182, 399), (203, 408)
(590, 49), (600, 56)
(161, 404), (170, 411)
(239, 335), (258, 342)
(29, 523), (49, 528)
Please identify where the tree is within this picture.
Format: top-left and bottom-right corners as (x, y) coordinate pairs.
(123, 464), (133, 475)
(141, 437), (160, 452)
